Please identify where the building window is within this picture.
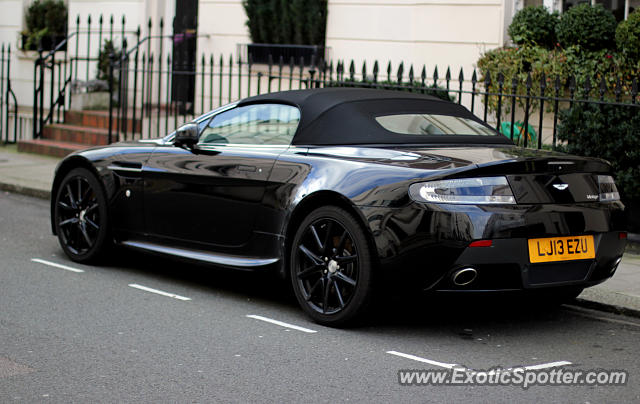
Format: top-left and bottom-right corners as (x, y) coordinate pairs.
(562, 0), (638, 20)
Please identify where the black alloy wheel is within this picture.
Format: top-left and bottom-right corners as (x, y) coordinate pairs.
(290, 206), (374, 326)
(54, 167), (109, 263)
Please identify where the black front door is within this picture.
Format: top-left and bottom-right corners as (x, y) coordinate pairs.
(143, 145), (285, 248)
(142, 102), (301, 250)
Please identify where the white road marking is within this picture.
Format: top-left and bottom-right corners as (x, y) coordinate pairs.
(246, 314), (317, 333)
(128, 283), (191, 301)
(517, 361), (572, 371)
(387, 350), (572, 373)
(386, 351), (461, 370)
(31, 258), (84, 273)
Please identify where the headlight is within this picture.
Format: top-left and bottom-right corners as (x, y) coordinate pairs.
(409, 176), (515, 204)
(597, 175), (620, 201)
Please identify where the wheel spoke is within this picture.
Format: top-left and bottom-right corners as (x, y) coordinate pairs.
(85, 202), (99, 213)
(336, 230), (348, 253)
(334, 271), (356, 287)
(322, 221), (334, 254)
(85, 217), (99, 230)
(77, 178), (83, 206)
(335, 255), (357, 265)
(299, 244), (323, 265)
(306, 278), (322, 301)
(309, 225), (323, 252)
(297, 264), (323, 279)
(59, 217), (79, 227)
(334, 281), (345, 308)
(66, 184), (77, 208)
(79, 222), (93, 247)
(58, 201), (73, 211)
(322, 278), (332, 313)
(79, 182), (91, 206)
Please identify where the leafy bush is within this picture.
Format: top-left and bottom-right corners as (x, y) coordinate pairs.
(616, 9), (640, 63)
(476, 45), (567, 114)
(476, 43), (635, 116)
(556, 3), (617, 51)
(557, 103), (640, 200)
(243, 0), (327, 45)
(508, 6), (559, 49)
(22, 0), (68, 50)
(96, 40), (121, 85)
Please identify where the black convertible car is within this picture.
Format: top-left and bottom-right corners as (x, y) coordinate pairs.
(51, 88), (627, 325)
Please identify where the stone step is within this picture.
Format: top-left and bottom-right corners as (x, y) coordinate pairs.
(17, 139), (87, 158)
(64, 110), (141, 133)
(43, 123), (111, 146)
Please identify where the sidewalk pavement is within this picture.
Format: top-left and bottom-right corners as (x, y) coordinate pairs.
(1, 145), (639, 317)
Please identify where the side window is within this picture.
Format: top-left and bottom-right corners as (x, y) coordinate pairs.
(198, 104), (300, 145)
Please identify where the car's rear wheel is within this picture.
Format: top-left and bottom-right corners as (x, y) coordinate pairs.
(54, 167), (110, 263)
(290, 206), (374, 327)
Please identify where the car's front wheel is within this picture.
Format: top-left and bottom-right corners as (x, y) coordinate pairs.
(290, 206), (374, 327)
(54, 167), (110, 263)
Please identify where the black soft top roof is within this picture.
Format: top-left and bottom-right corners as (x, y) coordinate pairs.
(238, 88), (512, 146)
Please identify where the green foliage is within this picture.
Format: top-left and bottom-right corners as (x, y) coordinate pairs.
(508, 6), (559, 49)
(242, 0), (327, 45)
(616, 9), (640, 63)
(476, 43), (636, 116)
(556, 3), (617, 51)
(96, 40), (121, 87)
(557, 103), (640, 200)
(23, 0), (68, 50)
(476, 45), (567, 115)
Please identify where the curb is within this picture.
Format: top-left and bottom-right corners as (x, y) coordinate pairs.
(0, 181), (50, 200)
(571, 298), (640, 319)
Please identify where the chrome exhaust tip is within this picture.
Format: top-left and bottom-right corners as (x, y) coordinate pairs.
(452, 267), (478, 286)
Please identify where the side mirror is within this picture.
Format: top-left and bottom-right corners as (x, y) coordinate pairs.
(174, 123), (199, 149)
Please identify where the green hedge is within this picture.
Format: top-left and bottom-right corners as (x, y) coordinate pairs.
(22, 0), (68, 50)
(243, 0), (327, 45)
(556, 3), (617, 51)
(557, 103), (640, 200)
(508, 6), (558, 49)
(616, 10), (640, 64)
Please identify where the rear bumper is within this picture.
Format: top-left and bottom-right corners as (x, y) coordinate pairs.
(428, 232), (625, 291)
(359, 201), (627, 291)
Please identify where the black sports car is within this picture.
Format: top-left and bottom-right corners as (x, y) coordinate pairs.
(51, 88), (627, 326)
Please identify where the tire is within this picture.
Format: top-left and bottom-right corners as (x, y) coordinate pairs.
(290, 206), (374, 327)
(54, 167), (110, 263)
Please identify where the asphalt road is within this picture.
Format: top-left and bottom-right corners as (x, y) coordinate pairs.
(1, 192), (639, 403)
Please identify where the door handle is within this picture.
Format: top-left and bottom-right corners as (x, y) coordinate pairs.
(237, 165), (257, 172)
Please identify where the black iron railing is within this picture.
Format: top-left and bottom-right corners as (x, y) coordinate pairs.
(25, 13), (640, 151)
(0, 44), (18, 144)
(32, 14), (139, 139)
(107, 49), (639, 148)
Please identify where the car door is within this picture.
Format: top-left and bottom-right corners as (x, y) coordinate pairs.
(143, 103), (300, 248)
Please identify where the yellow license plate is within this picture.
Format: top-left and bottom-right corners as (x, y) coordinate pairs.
(528, 235), (595, 263)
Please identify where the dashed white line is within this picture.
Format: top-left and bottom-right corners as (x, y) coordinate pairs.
(386, 351), (460, 370)
(31, 258), (85, 273)
(515, 361), (572, 371)
(128, 283), (191, 301)
(246, 314), (317, 333)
